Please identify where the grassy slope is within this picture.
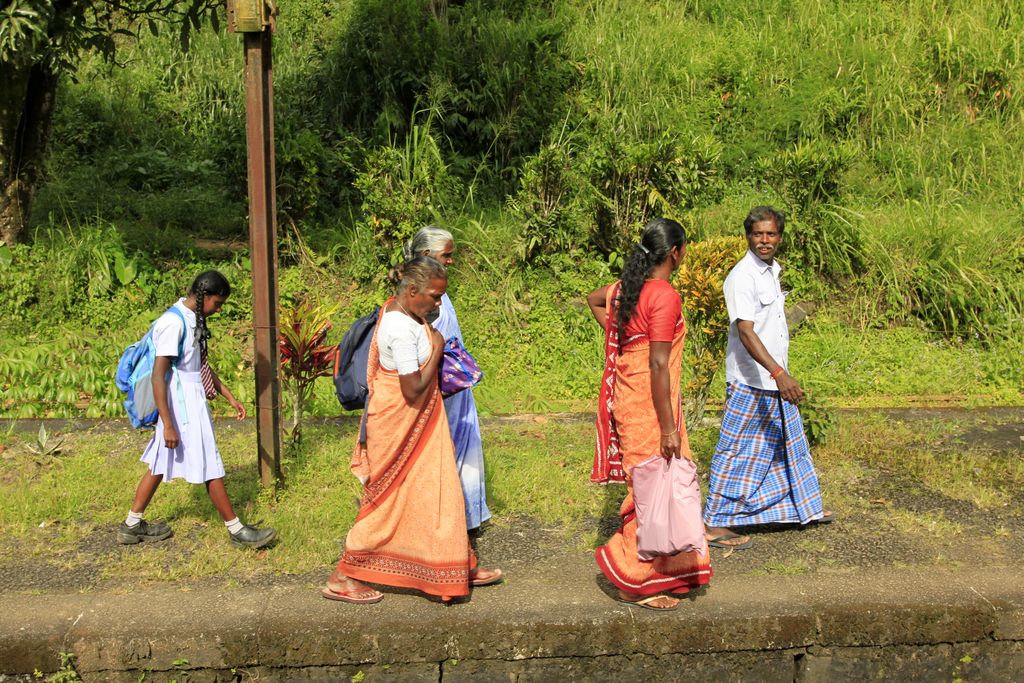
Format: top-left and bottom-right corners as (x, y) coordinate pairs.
(2, 0), (1022, 419)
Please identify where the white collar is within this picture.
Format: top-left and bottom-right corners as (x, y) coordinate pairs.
(743, 249), (778, 274)
(174, 298), (197, 322)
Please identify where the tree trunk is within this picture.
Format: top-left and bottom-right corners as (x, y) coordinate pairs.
(0, 61), (59, 245)
(291, 388), (302, 444)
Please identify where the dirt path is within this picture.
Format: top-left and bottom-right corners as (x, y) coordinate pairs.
(0, 407), (1020, 595)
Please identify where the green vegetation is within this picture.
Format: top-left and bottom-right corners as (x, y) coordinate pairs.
(0, 0), (221, 245)
(1, 0), (1022, 418)
(675, 235), (749, 427)
(32, 652), (81, 682)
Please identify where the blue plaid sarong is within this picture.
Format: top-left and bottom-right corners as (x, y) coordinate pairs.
(703, 382), (824, 527)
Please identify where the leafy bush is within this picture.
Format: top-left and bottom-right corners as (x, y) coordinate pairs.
(354, 122), (464, 263)
(779, 207), (866, 298)
(0, 220), (145, 330)
(754, 141), (857, 213)
(314, 0), (441, 139)
(310, 0), (574, 180)
(674, 235), (747, 429)
(507, 140), (592, 263)
(587, 130), (724, 255)
(0, 334), (123, 419)
(857, 203), (1023, 344)
(0, 243), (45, 327)
(438, 0), (576, 176)
(274, 125), (362, 225)
(36, 62), (246, 244)
(510, 129), (723, 262)
(753, 142), (865, 289)
(798, 388), (836, 447)
(912, 253), (1023, 343)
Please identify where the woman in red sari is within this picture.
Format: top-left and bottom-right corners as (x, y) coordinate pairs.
(587, 218), (712, 610)
(322, 257), (501, 604)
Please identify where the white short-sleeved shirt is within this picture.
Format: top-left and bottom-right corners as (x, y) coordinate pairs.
(151, 299), (200, 372)
(377, 310), (431, 375)
(723, 250), (789, 390)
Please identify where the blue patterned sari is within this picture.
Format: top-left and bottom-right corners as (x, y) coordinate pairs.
(432, 293), (492, 530)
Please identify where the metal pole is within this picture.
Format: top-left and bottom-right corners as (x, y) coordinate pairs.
(243, 29), (282, 486)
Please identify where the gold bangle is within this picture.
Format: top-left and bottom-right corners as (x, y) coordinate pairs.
(661, 429), (677, 437)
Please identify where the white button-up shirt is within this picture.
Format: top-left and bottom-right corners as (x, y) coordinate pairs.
(723, 250), (789, 390)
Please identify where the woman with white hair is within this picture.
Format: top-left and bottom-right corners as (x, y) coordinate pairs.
(404, 226), (493, 533)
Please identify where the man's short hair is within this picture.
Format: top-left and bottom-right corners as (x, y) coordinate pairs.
(744, 206), (785, 235)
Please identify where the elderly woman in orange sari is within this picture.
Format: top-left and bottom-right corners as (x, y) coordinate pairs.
(322, 256), (502, 604)
(586, 218), (712, 610)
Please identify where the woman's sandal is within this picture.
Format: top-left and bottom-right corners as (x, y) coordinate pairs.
(617, 593), (680, 611)
(706, 532), (753, 550)
(470, 567), (504, 587)
(321, 586), (384, 604)
(322, 571), (384, 604)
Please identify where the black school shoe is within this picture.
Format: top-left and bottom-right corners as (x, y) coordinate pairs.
(118, 520), (173, 544)
(229, 524), (277, 549)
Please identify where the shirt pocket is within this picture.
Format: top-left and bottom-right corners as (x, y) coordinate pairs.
(757, 290), (778, 308)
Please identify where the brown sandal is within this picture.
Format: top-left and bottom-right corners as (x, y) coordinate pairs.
(321, 586), (384, 604)
(617, 593), (679, 611)
(469, 567), (504, 587)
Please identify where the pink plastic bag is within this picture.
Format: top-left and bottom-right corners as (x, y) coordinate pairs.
(632, 455), (705, 560)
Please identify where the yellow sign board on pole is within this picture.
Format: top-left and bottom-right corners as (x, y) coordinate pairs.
(228, 0), (272, 33)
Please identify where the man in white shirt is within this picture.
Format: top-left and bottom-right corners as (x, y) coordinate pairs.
(703, 207), (831, 550)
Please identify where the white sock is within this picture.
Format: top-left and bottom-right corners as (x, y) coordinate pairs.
(225, 517), (244, 534)
(125, 511), (143, 527)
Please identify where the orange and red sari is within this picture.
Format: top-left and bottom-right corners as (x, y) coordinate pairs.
(593, 281), (712, 596)
(335, 308), (475, 598)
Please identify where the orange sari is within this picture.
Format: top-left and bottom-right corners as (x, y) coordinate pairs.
(594, 282), (712, 595)
(336, 308), (475, 597)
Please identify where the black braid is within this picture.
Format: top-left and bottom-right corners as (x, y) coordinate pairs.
(195, 289), (209, 360)
(188, 270), (231, 359)
(616, 246), (657, 334)
(616, 218), (687, 336)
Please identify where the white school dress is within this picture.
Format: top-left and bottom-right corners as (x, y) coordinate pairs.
(139, 299), (226, 483)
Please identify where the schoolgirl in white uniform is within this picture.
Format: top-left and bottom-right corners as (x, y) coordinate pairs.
(119, 270), (276, 549)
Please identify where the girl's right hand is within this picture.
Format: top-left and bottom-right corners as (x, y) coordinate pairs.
(164, 426), (180, 449)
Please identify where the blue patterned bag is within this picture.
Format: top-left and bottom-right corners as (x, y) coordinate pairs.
(439, 337), (483, 397)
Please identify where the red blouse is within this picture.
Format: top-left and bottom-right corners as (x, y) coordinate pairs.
(622, 279), (682, 342)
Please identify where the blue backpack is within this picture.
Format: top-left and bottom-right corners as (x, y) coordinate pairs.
(332, 306), (380, 412)
(115, 307), (187, 429)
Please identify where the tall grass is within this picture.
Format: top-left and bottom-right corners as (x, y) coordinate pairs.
(558, 0), (1023, 335)
(854, 200), (1023, 339)
(566, 0), (1022, 189)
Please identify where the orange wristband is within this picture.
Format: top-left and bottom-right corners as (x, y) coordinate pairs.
(769, 367), (785, 380)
